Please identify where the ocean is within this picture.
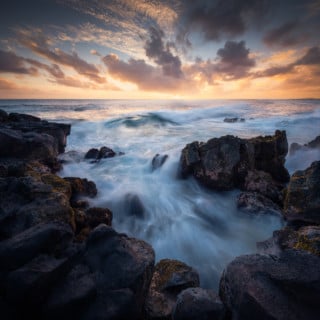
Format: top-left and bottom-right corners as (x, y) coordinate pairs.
(1, 99), (320, 289)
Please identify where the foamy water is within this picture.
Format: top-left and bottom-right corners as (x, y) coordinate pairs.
(1, 99), (320, 289)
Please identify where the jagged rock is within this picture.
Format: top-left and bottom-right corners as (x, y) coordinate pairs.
(219, 250), (320, 320)
(258, 225), (320, 256)
(173, 287), (226, 320)
(64, 177), (97, 204)
(243, 170), (283, 205)
(151, 154), (169, 171)
(180, 130), (289, 190)
(83, 225), (155, 319)
(0, 175), (75, 239)
(284, 161), (320, 224)
(237, 192), (282, 215)
(0, 222), (73, 272)
(290, 135), (320, 155)
(145, 259), (200, 320)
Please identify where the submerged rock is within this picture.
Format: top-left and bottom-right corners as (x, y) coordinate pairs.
(151, 153), (169, 171)
(84, 146), (116, 161)
(145, 259), (200, 320)
(223, 117), (245, 123)
(219, 250), (320, 320)
(179, 130), (289, 191)
(173, 287), (225, 320)
(290, 135), (320, 155)
(284, 161), (320, 224)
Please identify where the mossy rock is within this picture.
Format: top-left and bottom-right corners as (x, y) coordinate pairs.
(41, 174), (72, 199)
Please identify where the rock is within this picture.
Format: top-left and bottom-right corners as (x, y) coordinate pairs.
(224, 117), (245, 123)
(0, 175), (75, 238)
(173, 287), (226, 320)
(84, 148), (100, 160)
(64, 177), (97, 202)
(0, 222), (73, 272)
(243, 170), (283, 205)
(84, 225), (155, 319)
(44, 264), (96, 319)
(290, 135), (320, 155)
(237, 192), (282, 215)
(219, 250), (320, 320)
(84, 146), (116, 160)
(145, 259), (200, 320)
(75, 207), (113, 241)
(151, 154), (169, 171)
(284, 161), (320, 224)
(179, 131), (289, 190)
(124, 193), (146, 218)
(0, 109), (8, 121)
(8, 112), (41, 122)
(258, 225), (320, 256)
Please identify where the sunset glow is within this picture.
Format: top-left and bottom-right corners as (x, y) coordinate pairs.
(1, 0), (319, 99)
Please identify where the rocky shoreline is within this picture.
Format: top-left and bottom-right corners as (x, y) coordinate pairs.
(0, 110), (319, 319)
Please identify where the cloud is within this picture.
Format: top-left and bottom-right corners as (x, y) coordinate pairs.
(253, 46), (320, 78)
(16, 28), (105, 83)
(145, 27), (183, 78)
(177, 0), (268, 43)
(215, 40), (255, 79)
(0, 50), (38, 75)
(103, 53), (183, 91)
(263, 21), (305, 47)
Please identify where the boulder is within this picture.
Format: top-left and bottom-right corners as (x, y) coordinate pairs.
(151, 154), (169, 171)
(173, 287), (226, 320)
(290, 135), (320, 155)
(179, 131), (289, 190)
(220, 250), (320, 320)
(84, 146), (116, 161)
(284, 161), (320, 224)
(258, 225), (320, 256)
(237, 192), (282, 215)
(84, 148), (100, 160)
(145, 259), (200, 320)
(83, 225), (155, 319)
(0, 109), (8, 121)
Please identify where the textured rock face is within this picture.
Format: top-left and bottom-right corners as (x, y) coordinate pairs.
(145, 259), (200, 320)
(219, 250), (320, 320)
(173, 287), (226, 320)
(180, 130), (289, 191)
(284, 161), (320, 224)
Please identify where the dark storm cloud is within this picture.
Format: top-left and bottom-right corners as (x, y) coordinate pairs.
(215, 40), (256, 79)
(103, 54), (182, 91)
(177, 0), (268, 42)
(145, 27), (183, 78)
(16, 29), (105, 83)
(263, 21), (304, 47)
(254, 46), (320, 78)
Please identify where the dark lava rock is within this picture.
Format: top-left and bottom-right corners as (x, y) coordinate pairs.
(145, 259), (200, 320)
(180, 130), (289, 190)
(243, 170), (283, 205)
(64, 177), (97, 200)
(290, 135), (320, 155)
(258, 225), (320, 256)
(0, 222), (73, 273)
(0, 175), (74, 239)
(284, 161), (320, 224)
(224, 117), (245, 123)
(83, 224), (155, 320)
(84, 146), (116, 160)
(219, 250), (320, 320)
(151, 154), (169, 171)
(237, 192), (282, 215)
(173, 287), (226, 320)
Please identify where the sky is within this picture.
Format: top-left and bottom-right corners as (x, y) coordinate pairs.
(0, 0), (320, 99)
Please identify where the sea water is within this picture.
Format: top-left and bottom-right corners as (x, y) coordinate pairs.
(1, 99), (320, 289)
